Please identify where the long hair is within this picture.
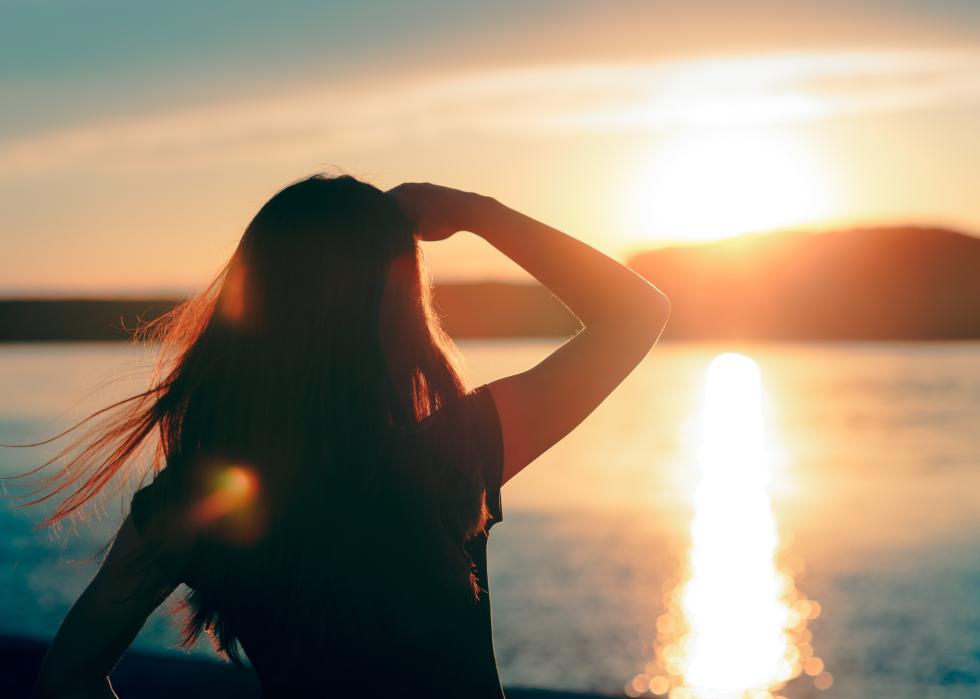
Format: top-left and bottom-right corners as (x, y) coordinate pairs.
(12, 174), (493, 664)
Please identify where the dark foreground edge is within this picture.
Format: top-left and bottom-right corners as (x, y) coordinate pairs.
(1, 634), (623, 699)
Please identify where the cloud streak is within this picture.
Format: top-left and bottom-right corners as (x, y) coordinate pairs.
(3, 49), (979, 176)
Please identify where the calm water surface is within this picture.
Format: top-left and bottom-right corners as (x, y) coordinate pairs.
(1, 341), (978, 698)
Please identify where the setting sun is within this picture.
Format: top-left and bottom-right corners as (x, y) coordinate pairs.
(622, 129), (839, 243)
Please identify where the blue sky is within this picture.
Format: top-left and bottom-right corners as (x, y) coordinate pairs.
(6, 0), (977, 141)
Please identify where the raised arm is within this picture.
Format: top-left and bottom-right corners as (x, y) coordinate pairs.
(388, 183), (670, 485)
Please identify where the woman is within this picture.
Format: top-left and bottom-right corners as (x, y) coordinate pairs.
(26, 175), (669, 698)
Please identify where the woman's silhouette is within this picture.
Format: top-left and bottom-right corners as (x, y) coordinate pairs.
(27, 175), (669, 698)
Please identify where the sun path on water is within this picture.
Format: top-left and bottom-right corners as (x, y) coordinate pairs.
(628, 352), (830, 699)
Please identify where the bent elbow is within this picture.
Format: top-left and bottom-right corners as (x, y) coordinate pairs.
(655, 290), (671, 327)
(613, 289), (670, 350)
(593, 286), (671, 348)
(639, 288), (670, 342)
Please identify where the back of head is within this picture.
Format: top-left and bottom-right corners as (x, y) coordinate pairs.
(164, 175), (491, 660)
(223, 174), (414, 340)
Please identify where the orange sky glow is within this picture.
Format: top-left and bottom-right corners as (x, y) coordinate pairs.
(2, 2), (979, 293)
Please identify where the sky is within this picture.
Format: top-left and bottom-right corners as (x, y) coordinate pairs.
(2, 0), (979, 294)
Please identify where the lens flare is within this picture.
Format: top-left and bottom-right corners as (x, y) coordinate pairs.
(191, 464), (258, 526)
(630, 353), (824, 699)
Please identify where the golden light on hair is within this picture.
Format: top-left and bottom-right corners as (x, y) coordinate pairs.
(631, 353), (825, 698)
(219, 263), (248, 324)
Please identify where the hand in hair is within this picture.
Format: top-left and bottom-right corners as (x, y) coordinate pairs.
(387, 182), (495, 242)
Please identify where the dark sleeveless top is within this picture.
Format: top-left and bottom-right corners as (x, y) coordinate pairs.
(130, 384), (507, 698)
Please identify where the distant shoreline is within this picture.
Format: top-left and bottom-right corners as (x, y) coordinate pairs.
(5, 226), (980, 342)
(3, 286), (979, 343)
(0, 285), (580, 343)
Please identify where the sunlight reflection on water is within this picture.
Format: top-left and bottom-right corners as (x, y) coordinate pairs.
(630, 353), (826, 699)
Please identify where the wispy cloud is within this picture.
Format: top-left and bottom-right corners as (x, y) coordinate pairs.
(3, 49), (979, 176)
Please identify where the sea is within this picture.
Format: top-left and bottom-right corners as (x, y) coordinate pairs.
(1, 340), (978, 699)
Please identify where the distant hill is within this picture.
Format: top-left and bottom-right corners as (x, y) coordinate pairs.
(628, 226), (980, 340)
(1, 226), (978, 342)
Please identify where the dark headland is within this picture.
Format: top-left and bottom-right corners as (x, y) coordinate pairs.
(628, 225), (980, 340)
(2, 226), (979, 343)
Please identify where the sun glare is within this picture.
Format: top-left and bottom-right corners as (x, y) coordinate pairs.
(623, 130), (837, 243)
(630, 353), (825, 699)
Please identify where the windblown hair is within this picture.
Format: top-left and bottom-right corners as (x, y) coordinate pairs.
(14, 174), (493, 664)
